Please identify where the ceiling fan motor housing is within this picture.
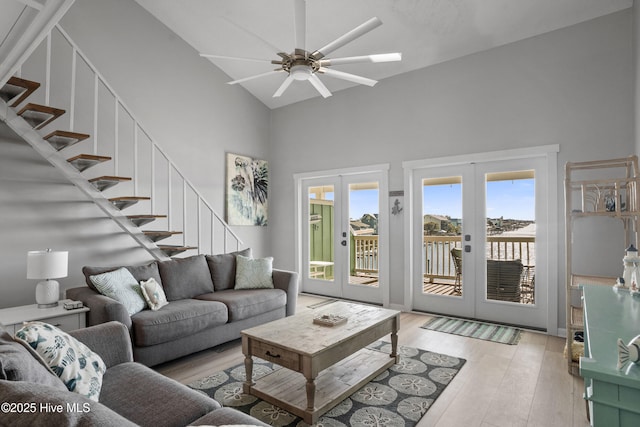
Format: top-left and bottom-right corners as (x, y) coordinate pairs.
(275, 48), (320, 80)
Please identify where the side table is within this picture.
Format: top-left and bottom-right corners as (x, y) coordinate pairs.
(0, 299), (89, 335)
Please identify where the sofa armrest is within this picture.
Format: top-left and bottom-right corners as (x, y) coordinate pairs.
(272, 269), (299, 316)
(66, 286), (132, 329)
(69, 321), (134, 368)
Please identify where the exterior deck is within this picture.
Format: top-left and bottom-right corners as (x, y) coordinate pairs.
(348, 233), (536, 304)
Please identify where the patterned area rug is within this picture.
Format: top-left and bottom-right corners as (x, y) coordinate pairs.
(189, 341), (465, 426)
(421, 316), (522, 345)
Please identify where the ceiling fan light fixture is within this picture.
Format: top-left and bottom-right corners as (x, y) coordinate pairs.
(290, 64), (312, 81)
(370, 53), (402, 63)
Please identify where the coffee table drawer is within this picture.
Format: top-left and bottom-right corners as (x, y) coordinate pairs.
(251, 341), (299, 371)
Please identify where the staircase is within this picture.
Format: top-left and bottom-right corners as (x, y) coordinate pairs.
(0, 25), (242, 260)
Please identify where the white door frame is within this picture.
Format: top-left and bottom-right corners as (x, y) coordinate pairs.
(294, 164), (390, 307)
(403, 145), (559, 335)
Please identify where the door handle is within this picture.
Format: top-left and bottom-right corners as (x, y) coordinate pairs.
(341, 240), (347, 246)
(464, 245), (471, 253)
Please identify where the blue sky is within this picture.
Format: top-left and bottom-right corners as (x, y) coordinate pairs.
(313, 178), (535, 220)
(423, 179), (535, 220)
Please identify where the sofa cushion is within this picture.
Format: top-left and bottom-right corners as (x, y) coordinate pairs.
(235, 255), (274, 290)
(0, 328), (66, 390)
(100, 361), (220, 426)
(14, 322), (107, 402)
(206, 248), (252, 291)
(196, 289), (286, 322)
(131, 299), (228, 347)
(83, 261), (162, 292)
(158, 254), (215, 301)
(0, 380), (136, 427)
(89, 267), (147, 315)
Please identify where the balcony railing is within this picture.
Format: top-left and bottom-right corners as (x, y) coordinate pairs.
(423, 235), (535, 281)
(350, 234), (535, 281)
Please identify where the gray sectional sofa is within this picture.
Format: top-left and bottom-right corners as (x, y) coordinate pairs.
(0, 321), (268, 426)
(66, 250), (298, 367)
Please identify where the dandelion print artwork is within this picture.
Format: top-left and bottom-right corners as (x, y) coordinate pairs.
(226, 153), (268, 226)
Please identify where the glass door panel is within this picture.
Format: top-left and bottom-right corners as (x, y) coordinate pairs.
(422, 176), (463, 297)
(348, 182), (379, 288)
(308, 185), (335, 282)
(484, 171), (536, 305)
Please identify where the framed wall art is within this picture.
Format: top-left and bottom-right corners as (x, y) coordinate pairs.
(226, 153), (268, 226)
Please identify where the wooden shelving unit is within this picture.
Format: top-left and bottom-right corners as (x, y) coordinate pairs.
(564, 156), (640, 375)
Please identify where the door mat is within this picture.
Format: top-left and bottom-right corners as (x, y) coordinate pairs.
(307, 298), (338, 309)
(421, 316), (522, 345)
(188, 341), (465, 427)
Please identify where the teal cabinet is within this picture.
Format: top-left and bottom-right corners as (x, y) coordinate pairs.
(580, 285), (640, 426)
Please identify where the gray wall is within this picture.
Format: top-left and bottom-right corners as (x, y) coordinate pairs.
(269, 10), (634, 327)
(0, 0), (271, 308)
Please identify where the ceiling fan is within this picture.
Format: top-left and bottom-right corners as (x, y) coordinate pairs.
(200, 0), (402, 99)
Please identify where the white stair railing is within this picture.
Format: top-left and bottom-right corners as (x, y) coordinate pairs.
(6, 23), (242, 258)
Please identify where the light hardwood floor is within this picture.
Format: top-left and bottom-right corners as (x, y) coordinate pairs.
(156, 294), (590, 427)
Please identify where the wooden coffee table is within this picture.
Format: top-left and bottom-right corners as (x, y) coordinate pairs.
(241, 301), (400, 424)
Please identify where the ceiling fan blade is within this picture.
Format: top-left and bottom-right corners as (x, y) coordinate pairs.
(319, 68), (377, 87)
(228, 70), (282, 85)
(199, 54), (272, 63)
(312, 17), (382, 59)
(273, 76), (294, 97)
(293, 0), (306, 50)
(308, 74), (332, 98)
(319, 53), (402, 67)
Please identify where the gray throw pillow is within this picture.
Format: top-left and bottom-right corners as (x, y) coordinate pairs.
(82, 262), (162, 292)
(206, 248), (252, 291)
(0, 328), (66, 390)
(158, 254), (215, 300)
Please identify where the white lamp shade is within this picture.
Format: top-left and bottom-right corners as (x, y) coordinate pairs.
(27, 250), (68, 279)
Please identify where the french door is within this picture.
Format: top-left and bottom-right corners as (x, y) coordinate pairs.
(300, 170), (387, 305)
(411, 157), (549, 330)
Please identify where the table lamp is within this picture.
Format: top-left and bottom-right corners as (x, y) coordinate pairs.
(27, 249), (68, 308)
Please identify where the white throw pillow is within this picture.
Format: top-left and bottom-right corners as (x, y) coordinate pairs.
(140, 277), (168, 311)
(234, 255), (274, 290)
(14, 322), (106, 402)
(89, 267), (147, 315)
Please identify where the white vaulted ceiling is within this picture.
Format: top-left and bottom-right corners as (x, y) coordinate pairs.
(135, 0), (632, 109)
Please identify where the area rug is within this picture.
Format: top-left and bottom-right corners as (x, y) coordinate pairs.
(421, 316), (522, 345)
(189, 341), (465, 426)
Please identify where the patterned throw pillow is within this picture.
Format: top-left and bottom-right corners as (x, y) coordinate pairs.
(14, 322), (106, 402)
(89, 267), (147, 315)
(234, 255), (274, 290)
(140, 277), (168, 311)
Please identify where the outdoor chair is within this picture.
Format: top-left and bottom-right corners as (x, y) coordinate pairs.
(486, 259), (523, 302)
(450, 248), (463, 295)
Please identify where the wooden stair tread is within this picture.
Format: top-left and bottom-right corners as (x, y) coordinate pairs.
(89, 176), (132, 192)
(127, 215), (167, 227)
(67, 154), (112, 172)
(158, 245), (197, 257)
(143, 230), (183, 242)
(43, 130), (90, 151)
(109, 196), (150, 211)
(0, 76), (40, 107)
(17, 103), (65, 130)
(110, 196), (151, 201)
